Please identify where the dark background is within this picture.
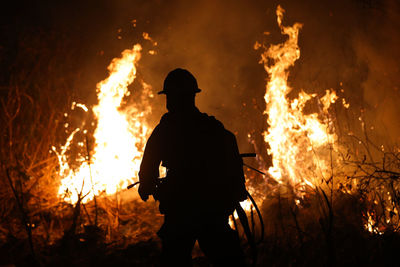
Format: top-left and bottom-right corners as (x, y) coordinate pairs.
(1, 0), (400, 153)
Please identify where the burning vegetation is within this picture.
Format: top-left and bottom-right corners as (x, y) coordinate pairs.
(2, 1), (400, 266)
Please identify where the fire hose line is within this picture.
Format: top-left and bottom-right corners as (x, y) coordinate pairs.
(126, 153), (265, 265)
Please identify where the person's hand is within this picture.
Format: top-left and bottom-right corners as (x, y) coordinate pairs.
(138, 184), (151, 201)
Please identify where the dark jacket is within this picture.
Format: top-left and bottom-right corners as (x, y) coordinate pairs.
(139, 108), (247, 217)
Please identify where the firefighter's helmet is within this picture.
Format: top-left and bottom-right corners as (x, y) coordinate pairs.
(158, 68), (201, 95)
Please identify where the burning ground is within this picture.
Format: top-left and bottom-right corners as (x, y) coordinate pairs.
(1, 0), (400, 266)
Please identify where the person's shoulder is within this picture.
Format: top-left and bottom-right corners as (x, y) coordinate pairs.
(203, 113), (238, 137)
(159, 112), (170, 124)
(200, 112), (229, 132)
(200, 113), (238, 146)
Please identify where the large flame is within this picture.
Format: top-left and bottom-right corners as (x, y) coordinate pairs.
(260, 6), (339, 190)
(55, 44), (151, 203)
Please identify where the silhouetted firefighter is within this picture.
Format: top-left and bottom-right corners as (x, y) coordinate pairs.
(138, 68), (248, 266)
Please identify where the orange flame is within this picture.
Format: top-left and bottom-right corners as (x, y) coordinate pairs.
(260, 6), (339, 190)
(55, 44), (151, 203)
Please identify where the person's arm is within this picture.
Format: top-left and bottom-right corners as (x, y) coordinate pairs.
(225, 130), (248, 202)
(138, 125), (162, 201)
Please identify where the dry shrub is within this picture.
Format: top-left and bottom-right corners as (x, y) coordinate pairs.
(0, 27), (165, 266)
(253, 135), (400, 266)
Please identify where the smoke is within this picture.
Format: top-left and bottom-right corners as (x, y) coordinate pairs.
(120, 0), (400, 153)
(283, 0), (400, 148)
(284, 0), (400, 149)
(5, 0), (400, 152)
(352, 1), (400, 147)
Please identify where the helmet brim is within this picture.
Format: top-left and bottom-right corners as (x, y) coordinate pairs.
(157, 88), (202, 95)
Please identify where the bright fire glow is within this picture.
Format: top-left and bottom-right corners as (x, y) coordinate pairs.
(365, 211), (383, 235)
(260, 6), (339, 190)
(55, 44), (152, 203)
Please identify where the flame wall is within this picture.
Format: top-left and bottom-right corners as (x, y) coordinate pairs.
(7, 0), (396, 151)
(3, 0), (400, 187)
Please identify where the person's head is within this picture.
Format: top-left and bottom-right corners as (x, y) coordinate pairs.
(158, 68), (201, 113)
